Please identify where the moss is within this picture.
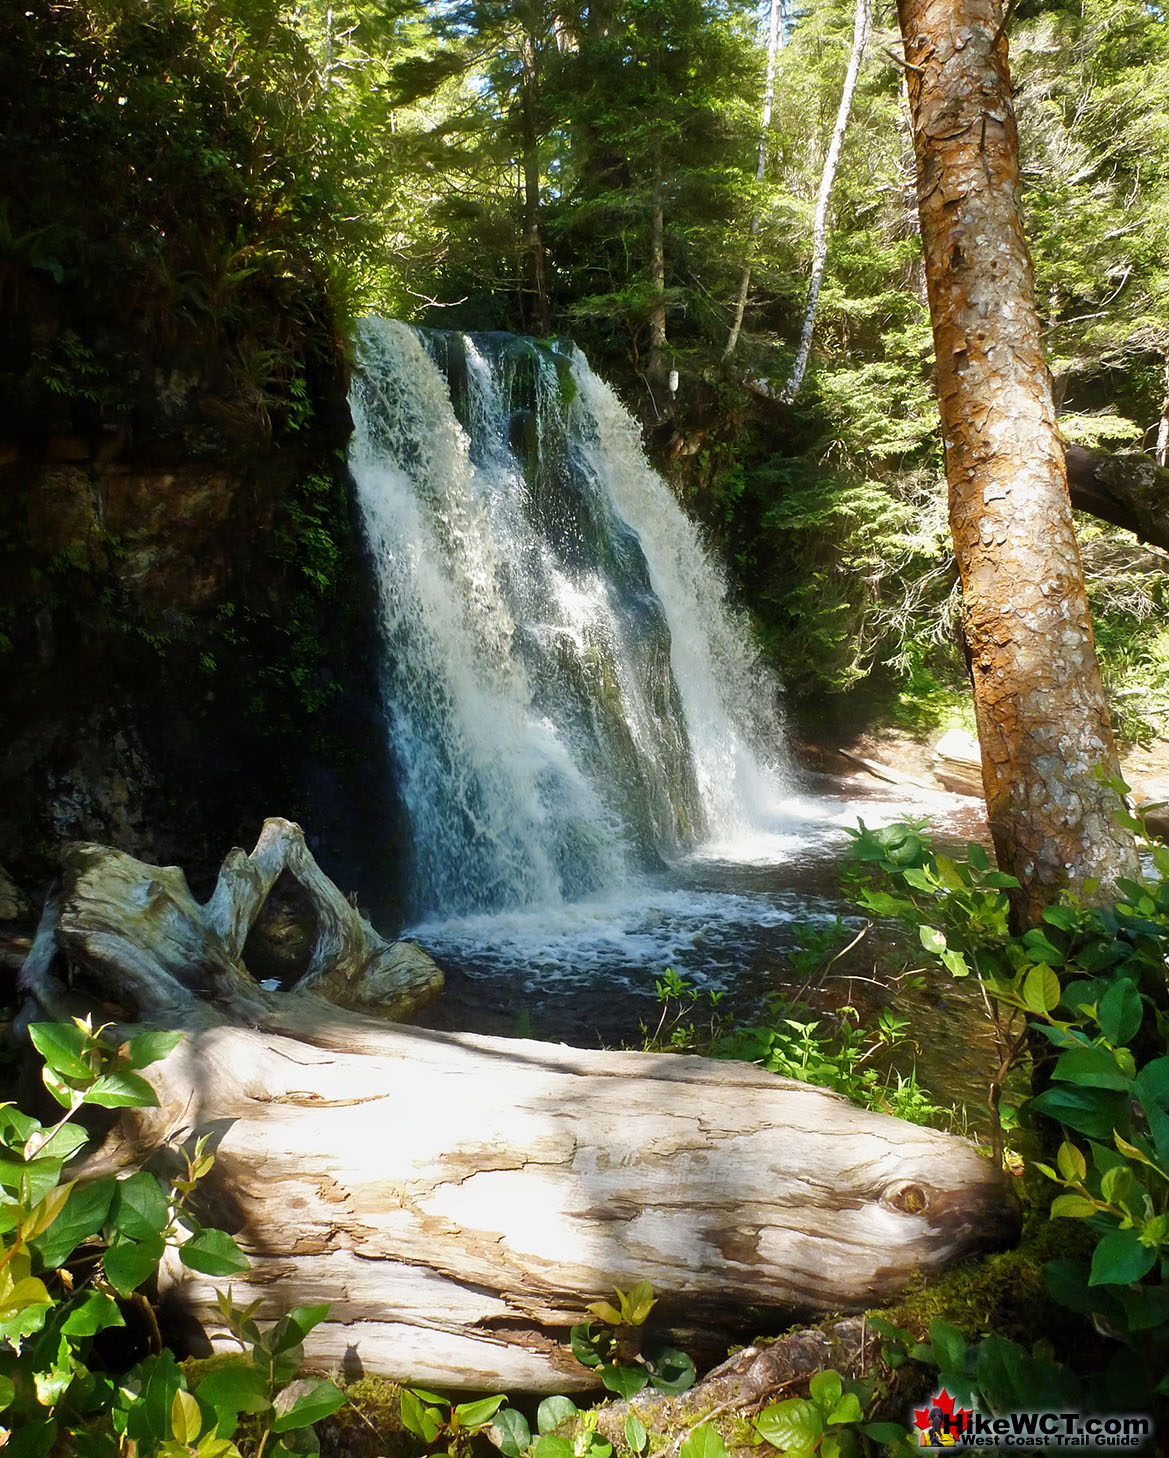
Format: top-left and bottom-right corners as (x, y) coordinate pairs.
(318, 1375), (421, 1458)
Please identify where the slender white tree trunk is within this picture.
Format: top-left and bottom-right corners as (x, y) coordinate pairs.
(1157, 352), (1169, 468)
(783, 0), (871, 401)
(723, 0), (785, 360)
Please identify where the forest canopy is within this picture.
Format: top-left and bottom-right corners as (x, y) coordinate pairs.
(2, 0), (1168, 731)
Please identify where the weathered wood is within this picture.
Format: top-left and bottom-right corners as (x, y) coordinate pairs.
(17, 819), (443, 1024)
(18, 828), (1017, 1393)
(87, 1011), (1017, 1392)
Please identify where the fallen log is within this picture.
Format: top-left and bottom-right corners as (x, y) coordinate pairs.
(18, 831), (1019, 1394)
(74, 1014), (1017, 1393)
(17, 818), (443, 1025)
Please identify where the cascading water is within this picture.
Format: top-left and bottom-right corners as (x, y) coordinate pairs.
(349, 319), (989, 1070)
(350, 318), (793, 919)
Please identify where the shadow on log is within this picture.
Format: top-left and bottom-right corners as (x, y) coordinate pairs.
(18, 823), (1020, 1393)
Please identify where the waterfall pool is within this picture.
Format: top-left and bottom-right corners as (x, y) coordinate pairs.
(404, 775), (999, 1121)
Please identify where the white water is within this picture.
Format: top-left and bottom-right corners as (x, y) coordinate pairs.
(349, 321), (983, 1037)
(350, 319), (800, 918)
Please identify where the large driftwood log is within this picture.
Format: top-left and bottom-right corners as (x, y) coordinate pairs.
(18, 818), (442, 1025)
(18, 829), (1018, 1393)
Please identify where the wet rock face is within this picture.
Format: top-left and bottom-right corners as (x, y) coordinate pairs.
(0, 362), (400, 908)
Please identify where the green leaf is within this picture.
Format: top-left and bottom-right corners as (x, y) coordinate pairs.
(919, 925), (947, 955)
(1052, 1045), (1132, 1091)
(1135, 1057), (1169, 1108)
(624, 1413), (648, 1453)
(172, 1388), (204, 1445)
(124, 1350), (186, 1443)
(34, 1176), (115, 1267)
(1023, 929), (1065, 965)
(1050, 1193), (1097, 1219)
(601, 1363), (648, 1399)
(60, 1289), (125, 1337)
(1023, 964), (1061, 1014)
(755, 1399), (824, 1451)
(1089, 1228), (1158, 1287)
(928, 1320), (966, 1371)
(1029, 1085), (1128, 1141)
(809, 1370), (842, 1410)
(197, 1363), (272, 1428)
(537, 1395), (578, 1434)
(274, 1304), (332, 1351)
(110, 1171), (169, 1241)
(1044, 1258), (1098, 1315)
(647, 1347), (696, 1394)
(180, 1227), (250, 1277)
(123, 1030), (184, 1070)
(532, 1436), (574, 1458)
(570, 1322), (604, 1368)
(586, 1299), (624, 1325)
(827, 1393), (863, 1424)
(1098, 979), (1143, 1045)
(680, 1424), (728, 1458)
(103, 1232), (165, 1296)
(455, 1396), (506, 1430)
(271, 1377), (345, 1433)
(29, 1023), (92, 1081)
(399, 1390), (441, 1443)
(940, 948), (970, 978)
(1056, 1141), (1087, 1183)
(0, 1373), (13, 1413)
(1100, 1164), (1134, 1206)
(86, 1070), (159, 1109)
(621, 1279), (656, 1325)
(33, 1123), (89, 1165)
(1041, 904), (1077, 931)
(864, 1422), (913, 1443)
(491, 1408), (532, 1457)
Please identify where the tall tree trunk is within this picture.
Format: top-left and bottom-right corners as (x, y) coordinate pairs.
(783, 0), (871, 402)
(519, 9), (551, 336)
(647, 153), (667, 388)
(896, 0), (1137, 922)
(723, 0), (785, 361)
(1157, 352), (1169, 468)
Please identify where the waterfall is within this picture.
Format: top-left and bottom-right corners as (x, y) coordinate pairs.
(349, 320), (793, 917)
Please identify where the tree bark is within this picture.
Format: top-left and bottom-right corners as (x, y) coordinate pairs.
(1064, 443), (1169, 553)
(648, 154), (667, 389)
(896, 0), (1138, 921)
(783, 0), (871, 403)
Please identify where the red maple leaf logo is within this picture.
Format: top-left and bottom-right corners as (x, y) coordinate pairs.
(913, 1387), (973, 1434)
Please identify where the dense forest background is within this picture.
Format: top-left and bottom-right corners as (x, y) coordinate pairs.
(1, 0), (1168, 885)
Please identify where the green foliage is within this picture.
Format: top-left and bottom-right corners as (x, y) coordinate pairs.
(754, 1368), (871, 1457)
(400, 1389), (509, 1453)
(0, 1019), (343, 1455)
(847, 814), (1169, 1410)
(569, 1282), (695, 1402)
(489, 1394), (613, 1458)
(642, 965), (949, 1129)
